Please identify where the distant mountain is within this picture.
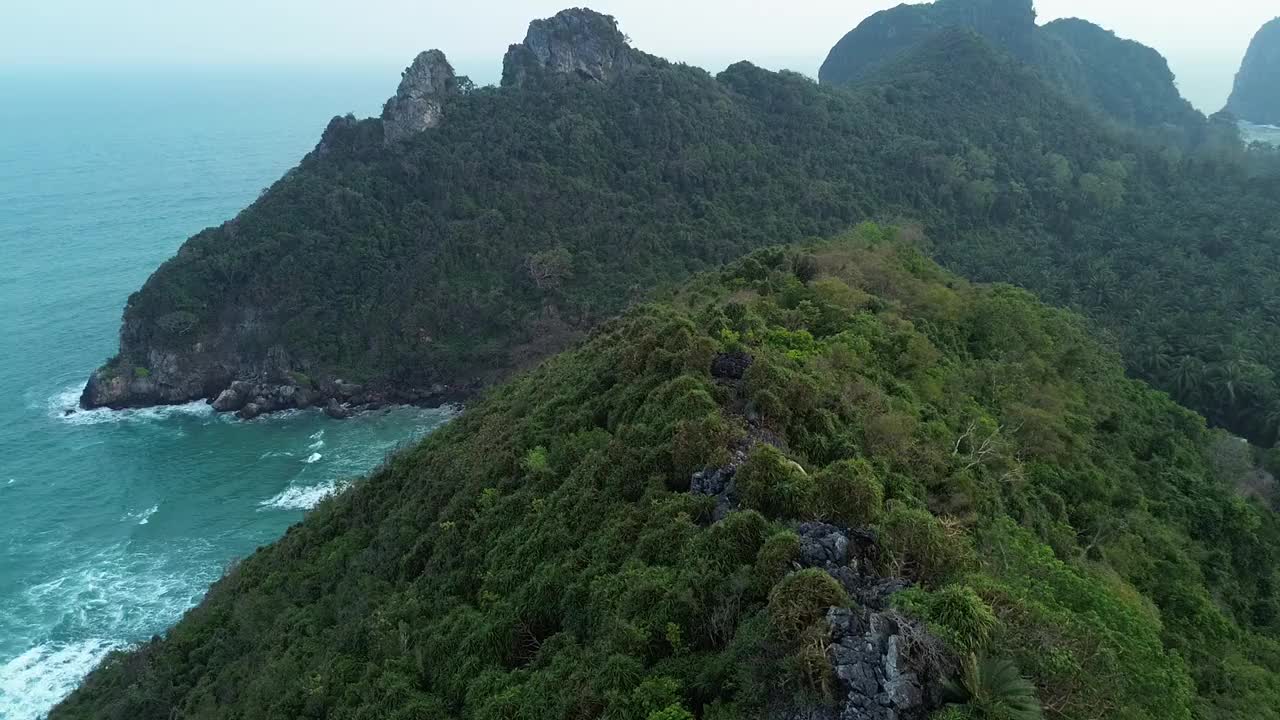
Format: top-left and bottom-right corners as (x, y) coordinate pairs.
(819, 0), (1203, 131)
(81, 8), (1280, 448)
(1226, 18), (1280, 126)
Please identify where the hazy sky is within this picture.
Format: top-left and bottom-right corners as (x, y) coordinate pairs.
(4, 1), (1276, 112)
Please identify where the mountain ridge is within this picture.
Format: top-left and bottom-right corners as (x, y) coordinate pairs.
(54, 230), (1280, 719)
(79, 8), (1280, 449)
(818, 0), (1203, 132)
(1226, 17), (1280, 126)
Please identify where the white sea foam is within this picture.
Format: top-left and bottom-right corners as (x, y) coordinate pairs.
(3, 544), (214, 719)
(259, 480), (343, 511)
(47, 385), (216, 426)
(0, 638), (124, 720)
(124, 505), (159, 525)
(303, 452), (322, 464)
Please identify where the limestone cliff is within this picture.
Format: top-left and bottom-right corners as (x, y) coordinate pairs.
(502, 8), (645, 88)
(381, 49), (458, 143)
(1226, 18), (1280, 126)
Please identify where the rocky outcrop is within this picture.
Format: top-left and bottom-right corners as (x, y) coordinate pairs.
(382, 49), (458, 143)
(711, 351), (753, 380)
(777, 523), (941, 720)
(1226, 18), (1280, 126)
(502, 8), (641, 88)
(81, 350), (468, 420)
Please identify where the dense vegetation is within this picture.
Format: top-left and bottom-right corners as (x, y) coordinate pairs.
(818, 0), (1203, 132)
(117, 22), (1280, 444)
(58, 231), (1280, 719)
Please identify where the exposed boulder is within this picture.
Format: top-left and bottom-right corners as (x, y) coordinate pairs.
(324, 399), (354, 420)
(711, 351), (753, 380)
(502, 8), (640, 88)
(1226, 18), (1280, 126)
(382, 49), (458, 143)
(825, 608), (933, 719)
(691, 447), (746, 522)
(211, 380), (254, 412)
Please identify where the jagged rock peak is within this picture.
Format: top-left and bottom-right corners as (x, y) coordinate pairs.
(502, 7), (637, 87)
(1226, 17), (1280, 126)
(382, 49), (457, 143)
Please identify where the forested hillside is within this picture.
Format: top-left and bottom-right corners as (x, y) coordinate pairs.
(89, 9), (1280, 445)
(818, 0), (1203, 132)
(57, 231), (1280, 719)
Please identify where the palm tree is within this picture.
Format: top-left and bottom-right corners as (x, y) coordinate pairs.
(943, 654), (1044, 720)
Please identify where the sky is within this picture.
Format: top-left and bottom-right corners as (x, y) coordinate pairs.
(3, 1), (1276, 112)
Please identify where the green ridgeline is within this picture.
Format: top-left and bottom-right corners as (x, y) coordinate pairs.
(107, 29), (1280, 445)
(57, 228), (1280, 720)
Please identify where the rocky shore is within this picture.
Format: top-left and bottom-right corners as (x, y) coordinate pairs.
(81, 364), (472, 420)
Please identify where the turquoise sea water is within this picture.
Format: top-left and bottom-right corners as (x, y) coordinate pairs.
(0, 66), (453, 719)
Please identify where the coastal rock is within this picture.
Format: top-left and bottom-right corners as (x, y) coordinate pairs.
(325, 399), (354, 420)
(1226, 18), (1280, 126)
(382, 49), (458, 143)
(502, 8), (639, 88)
(211, 381), (254, 412)
(80, 368), (133, 409)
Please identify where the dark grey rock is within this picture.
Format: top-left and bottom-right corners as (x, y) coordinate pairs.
(798, 522), (851, 569)
(211, 380), (254, 412)
(382, 50), (457, 143)
(712, 351), (754, 380)
(324, 399), (354, 420)
(502, 8), (639, 88)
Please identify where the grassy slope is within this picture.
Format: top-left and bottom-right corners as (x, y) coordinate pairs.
(57, 228), (1280, 720)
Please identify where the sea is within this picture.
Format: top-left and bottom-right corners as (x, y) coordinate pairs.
(1241, 120), (1280, 146)
(0, 66), (456, 719)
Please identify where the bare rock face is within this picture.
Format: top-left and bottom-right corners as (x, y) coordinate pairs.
(502, 8), (638, 87)
(382, 49), (457, 143)
(1226, 18), (1280, 126)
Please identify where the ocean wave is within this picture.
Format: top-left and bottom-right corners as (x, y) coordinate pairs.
(0, 638), (124, 720)
(123, 505), (159, 526)
(46, 385), (217, 426)
(259, 480), (343, 511)
(303, 452), (322, 464)
(3, 544), (214, 719)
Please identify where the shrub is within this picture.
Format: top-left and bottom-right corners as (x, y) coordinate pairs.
(754, 531), (801, 593)
(646, 705), (695, 720)
(704, 510), (771, 567)
(767, 568), (848, 636)
(522, 446), (550, 476)
(943, 655), (1044, 720)
(132, 367), (151, 379)
(816, 459), (885, 526)
(794, 254), (820, 284)
(737, 445), (817, 520)
(896, 585), (998, 653)
(879, 504), (973, 586)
